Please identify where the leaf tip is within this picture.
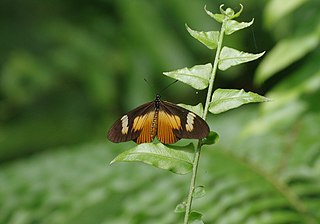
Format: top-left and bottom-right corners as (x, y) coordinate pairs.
(263, 97), (272, 102)
(219, 4), (225, 12)
(238, 3), (244, 13)
(185, 23), (192, 32)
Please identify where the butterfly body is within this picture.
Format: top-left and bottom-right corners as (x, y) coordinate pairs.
(107, 95), (209, 144)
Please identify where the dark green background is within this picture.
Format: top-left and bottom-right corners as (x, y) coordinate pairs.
(0, 0), (319, 223)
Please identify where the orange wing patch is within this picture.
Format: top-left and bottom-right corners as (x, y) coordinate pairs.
(133, 111), (155, 144)
(157, 111), (182, 144)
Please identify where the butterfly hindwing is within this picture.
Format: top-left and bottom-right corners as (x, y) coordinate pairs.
(159, 101), (209, 142)
(107, 101), (155, 143)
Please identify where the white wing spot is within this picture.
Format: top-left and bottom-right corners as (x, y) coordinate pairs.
(185, 112), (196, 132)
(121, 115), (129, 134)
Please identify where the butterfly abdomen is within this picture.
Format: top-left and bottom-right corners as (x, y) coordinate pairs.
(151, 108), (158, 140)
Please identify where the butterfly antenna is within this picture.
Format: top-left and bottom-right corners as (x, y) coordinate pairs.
(144, 78), (157, 93)
(159, 80), (178, 95)
(144, 78), (152, 87)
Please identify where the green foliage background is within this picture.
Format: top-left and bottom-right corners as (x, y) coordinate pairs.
(0, 0), (319, 223)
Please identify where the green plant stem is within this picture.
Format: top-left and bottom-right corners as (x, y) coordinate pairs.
(183, 140), (202, 224)
(183, 22), (226, 224)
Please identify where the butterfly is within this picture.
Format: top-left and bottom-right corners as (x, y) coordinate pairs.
(107, 94), (210, 144)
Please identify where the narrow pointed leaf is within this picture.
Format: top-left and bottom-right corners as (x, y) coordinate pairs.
(110, 143), (194, 174)
(231, 4), (243, 19)
(224, 18), (254, 35)
(177, 103), (204, 117)
(186, 24), (219, 50)
(163, 63), (212, 90)
(204, 5), (225, 23)
(209, 89), (270, 114)
(219, 46), (265, 71)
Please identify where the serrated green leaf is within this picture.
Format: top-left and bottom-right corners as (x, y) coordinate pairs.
(177, 103), (204, 117)
(174, 202), (186, 213)
(224, 19), (254, 35)
(163, 63), (212, 90)
(209, 89), (270, 114)
(219, 47), (265, 71)
(186, 24), (219, 50)
(110, 143), (194, 174)
(189, 211), (204, 224)
(193, 186), (206, 198)
(202, 131), (219, 145)
(206, 4), (243, 21)
(204, 5), (225, 23)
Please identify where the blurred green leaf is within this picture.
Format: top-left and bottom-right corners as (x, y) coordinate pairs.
(255, 33), (319, 84)
(189, 211), (204, 224)
(186, 24), (219, 50)
(243, 56), (320, 137)
(209, 89), (270, 114)
(202, 131), (219, 146)
(219, 47), (265, 71)
(110, 143), (194, 174)
(163, 63), (212, 90)
(193, 186), (206, 199)
(174, 202), (186, 213)
(241, 100), (306, 137)
(264, 0), (308, 27)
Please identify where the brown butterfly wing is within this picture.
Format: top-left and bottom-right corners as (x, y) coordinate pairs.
(107, 101), (155, 143)
(158, 101), (209, 144)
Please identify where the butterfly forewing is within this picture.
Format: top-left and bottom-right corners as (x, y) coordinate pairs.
(107, 101), (155, 143)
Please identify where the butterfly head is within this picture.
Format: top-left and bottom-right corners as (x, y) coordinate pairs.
(155, 94), (161, 100)
(155, 94), (161, 109)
